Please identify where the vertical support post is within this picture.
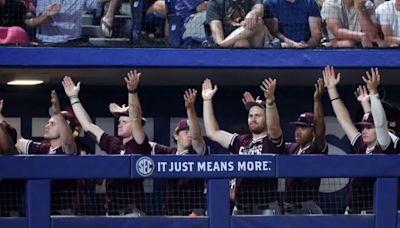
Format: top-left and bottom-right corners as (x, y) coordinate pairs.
(207, 179), (230, 228)
(374, 177), (397, 228)
(26, 180), (51, 228)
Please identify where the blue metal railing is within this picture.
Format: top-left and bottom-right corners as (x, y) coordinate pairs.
(0, 154), (399, 228)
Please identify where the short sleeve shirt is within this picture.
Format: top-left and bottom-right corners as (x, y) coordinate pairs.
(264, 0), (321, 42)
(376, 0), (400, 37)
(27, 141), (69, 154)
(206, 0), (262, 35)
(99, 133), (151, 155)
(321, 0), (376, 40)
(228, 133), (285, 205)
(176, 0), (205, 22)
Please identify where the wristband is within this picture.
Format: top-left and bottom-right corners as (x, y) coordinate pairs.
(267, 101), (275, 109)
(128, 89), (138, 94)
(330, 97), (340, 102)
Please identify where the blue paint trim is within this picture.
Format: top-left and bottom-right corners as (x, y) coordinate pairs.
(2, 155), (400, 179)
(1, 47), (400, 68)
(26, 180), (50, 228)
(374, 178), (398, 228)
(276, 155), (400, 177)
(51, 216), (208, 228)
(231, 215), (375, 228)
(0, 218), (27, 228)
(208, 179), (230, 228)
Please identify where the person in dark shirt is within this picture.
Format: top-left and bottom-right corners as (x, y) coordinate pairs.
(324, 66), (395, 214)
(202, 78), (285, 215)
(62, 70), (151, 216)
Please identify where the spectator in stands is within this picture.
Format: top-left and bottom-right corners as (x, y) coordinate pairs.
(321, 0), (381, 47)
(24, 0), (101, 44)
(0, 0), (31, 44)
(101, 0), (167, 42)
(151, 88), (207, 215)
(375, 0), (400, 47)
(323, 66), (395, 214)
(205, 0), (272, 47)
(62, 70), (151, 216)
(263, 0), (322, 48)
(202, 78), (285, 215)
(174, 0), (208, 45)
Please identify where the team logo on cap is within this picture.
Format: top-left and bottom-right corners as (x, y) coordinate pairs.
(136, 157), (154, 177)
(362, 113), (370, 121)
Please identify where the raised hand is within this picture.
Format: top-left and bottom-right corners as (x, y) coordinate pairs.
(314, 78), (325, 101)
(109, 103), (127, 114)
(322, 65), (340, 89)
(241, 91), (259, 106)
(50, 90), (61, 115)
(362, 68), (380, 95)
(62, 76), (80, 97)
(202, 78), (218, 100)
(184, 88), (197, 109)
(124, 70), (141, 91)
(260, 78), (277, 102)
(354, 85), (370, 103)
(44, 3), (61, 17)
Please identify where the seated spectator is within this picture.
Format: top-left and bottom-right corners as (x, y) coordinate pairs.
(101, 0), (167, 43)
(24, 0), (101, 44)
(174, 0), (208, 46)
(375, 0), (400, 47)
(205, 0), (272, 47)
(263, 0), (322, 48)
(0, 0), (27, 27)
(321, 0), (381, 47)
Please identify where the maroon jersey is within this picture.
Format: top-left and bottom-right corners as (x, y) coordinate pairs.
(284, 142), (328, 203)
(229, 133), (285, 205)
(349, 133), (395, 213)
(27, 141), (68, 155)
(153, 143), (206, 215)
(99, 133), (152, 155)
(99, 133), (151, 214)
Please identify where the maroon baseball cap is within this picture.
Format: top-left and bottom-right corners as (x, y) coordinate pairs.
(175, 119), (189, 133)
(0, 121), (17, 144)
(356, 112), (374, 127)
(245, 100), (266, 111)
(290, 112), (314, 127)
(111, 109), (147, 126)
(61, 111), (80, 131)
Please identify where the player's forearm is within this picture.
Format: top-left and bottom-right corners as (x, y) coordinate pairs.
(129, 93), (145, 144)
(203, 100), (220, 138)
(266, 99), (282, 139)
(313, 99), (326, 149)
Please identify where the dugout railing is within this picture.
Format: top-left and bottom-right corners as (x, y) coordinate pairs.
(0, 154), (399, 228)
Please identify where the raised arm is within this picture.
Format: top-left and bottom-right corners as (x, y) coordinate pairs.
(50, 90), (76, 155)
(184, 88), (205, 154)
(24, 3), (60, 27)
(125, 70), (146, 144)
(260, 78), (282, 139)
(313, 78), (327, 152)
(202, 79), (233, 149)
(323, 66), (359, 141)
(354, 85), (371, 113)
(362, 68), (391, 149)
(62, 76), (104, 143)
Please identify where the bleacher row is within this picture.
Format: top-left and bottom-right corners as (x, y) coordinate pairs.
(0, 0), (399, 47)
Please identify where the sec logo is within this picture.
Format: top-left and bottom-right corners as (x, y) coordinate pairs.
(136, 157), (155, 177)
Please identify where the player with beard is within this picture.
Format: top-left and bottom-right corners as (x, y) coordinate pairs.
(150, 88), (207, 215)
(62, 70), (151, 216)
(323, 66), (395, 214)
(202, 78), (285, 215)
